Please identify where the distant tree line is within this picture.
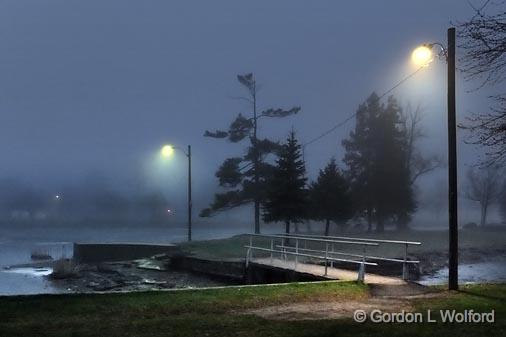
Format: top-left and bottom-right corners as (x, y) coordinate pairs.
(0, 177), (174, 226)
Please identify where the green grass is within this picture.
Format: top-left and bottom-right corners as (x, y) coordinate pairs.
(1, 282), (504, 337)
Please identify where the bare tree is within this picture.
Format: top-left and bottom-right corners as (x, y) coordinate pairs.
(400, 103), (443, 186)
(457, 1), (506, 164)
(464, 165), (503, 226)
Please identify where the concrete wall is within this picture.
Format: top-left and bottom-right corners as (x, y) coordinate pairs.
(73, 243), (179, 263)
(170, 256), (245, 282)
(245, 263), (327, 284)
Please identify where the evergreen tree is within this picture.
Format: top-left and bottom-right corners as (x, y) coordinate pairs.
(342, 93), (416, 232)
(309, 158), (352, 236)
(263, 131), (308, 235)
(200, 73), (300, 233)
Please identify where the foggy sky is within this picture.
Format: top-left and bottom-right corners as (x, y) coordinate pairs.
(0, 1), (503, 225)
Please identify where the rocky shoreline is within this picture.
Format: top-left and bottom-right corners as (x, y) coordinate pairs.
(4, 246), (505, 294)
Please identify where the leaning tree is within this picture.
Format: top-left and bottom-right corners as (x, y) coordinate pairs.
(200, 73), (300, 233)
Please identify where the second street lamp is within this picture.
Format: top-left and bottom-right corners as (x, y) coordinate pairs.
(161, 144), (192, 242)
(412, 28), (458, 291)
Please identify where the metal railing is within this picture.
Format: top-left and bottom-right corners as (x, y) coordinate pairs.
(245, 233), (379, 282)
(281, 233), (421, 280)
(244, 233), (421, 282)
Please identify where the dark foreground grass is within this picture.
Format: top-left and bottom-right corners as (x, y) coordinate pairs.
(0, 282), (504, 337)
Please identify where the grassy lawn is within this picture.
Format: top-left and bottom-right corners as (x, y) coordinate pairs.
(180, 229), (506, 260)
(1, 282), (504, 337)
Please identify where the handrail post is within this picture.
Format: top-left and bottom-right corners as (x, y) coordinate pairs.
(402, 243), (408, 280)
(295, 238), (299, 269)
(280, 240), (286, 260)
(324, 243), (328, 276)
(357, 246), (365, 282)
(330, 243), (334, 268)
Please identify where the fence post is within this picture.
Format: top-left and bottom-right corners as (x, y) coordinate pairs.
(402, 243), (408, 280)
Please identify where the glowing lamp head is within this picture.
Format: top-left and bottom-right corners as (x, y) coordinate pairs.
(161, 145), (175, 157)
(411, 45), (433, 66)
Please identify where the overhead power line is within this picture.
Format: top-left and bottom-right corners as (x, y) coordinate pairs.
(303, 66), (426, 148)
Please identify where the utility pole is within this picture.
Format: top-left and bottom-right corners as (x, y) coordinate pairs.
(447, 27), (458, 291)
(252, 76), (260, 234)
(188, 144), (192, 242)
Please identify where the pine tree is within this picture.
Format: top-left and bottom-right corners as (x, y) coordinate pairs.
(263, 131), (308, 235)
(309, 158), (352, 236)
(342, 93), (416, 232)
(200, 73), (300, 233)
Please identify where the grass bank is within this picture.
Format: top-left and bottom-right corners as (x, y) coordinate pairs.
(1, 282), (504, 337)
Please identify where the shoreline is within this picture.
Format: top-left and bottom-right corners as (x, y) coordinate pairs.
(2, 246), (505, 295)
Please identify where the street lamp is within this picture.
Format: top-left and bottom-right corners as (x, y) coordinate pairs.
(412, 28), (458, 291)
(161, 144), (192, 242)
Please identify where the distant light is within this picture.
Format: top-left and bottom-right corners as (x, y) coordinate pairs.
(167, 209), (172, 214)
(161, 145), (175, 158)
(412, 45), (433, 66)
(55, 195), (61, 200)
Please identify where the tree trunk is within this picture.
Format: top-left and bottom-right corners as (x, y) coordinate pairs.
(254, 200), (260, 234)
(480, 202), (488, 227)
(376, 218), (384, 233)
(284, 220), (291, 246)
(367, 208), (373, 233)
(325, 219), (330, 236)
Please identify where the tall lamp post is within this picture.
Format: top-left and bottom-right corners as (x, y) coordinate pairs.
(161, 144), (192, 242)
(412, 28), (458, 290)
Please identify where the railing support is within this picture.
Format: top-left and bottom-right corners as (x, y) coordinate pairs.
(330, 243), (334, 268)
(402, 243), (408, 280)
(357, 246), (366, 282)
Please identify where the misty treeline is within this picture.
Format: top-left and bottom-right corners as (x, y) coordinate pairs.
(457, 1), (506, 164)
(201, 73), (441, 234)
(0, 176), (172, 226)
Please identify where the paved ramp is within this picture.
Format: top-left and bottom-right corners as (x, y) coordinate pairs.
(251, 258), (406, 285)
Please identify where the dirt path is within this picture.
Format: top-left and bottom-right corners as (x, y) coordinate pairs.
(241, 282), (440, 321)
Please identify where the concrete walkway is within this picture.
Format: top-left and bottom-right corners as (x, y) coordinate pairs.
(251, 258), (406, 285)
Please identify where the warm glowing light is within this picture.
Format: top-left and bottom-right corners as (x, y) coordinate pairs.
(161, 145), (175, 157)
(411, 45), (433, 66)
